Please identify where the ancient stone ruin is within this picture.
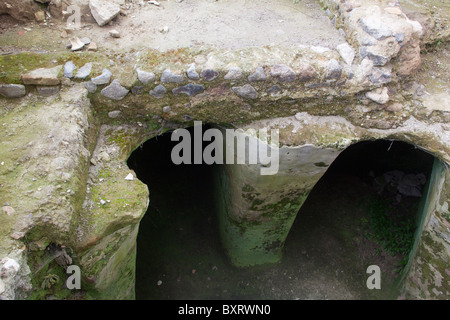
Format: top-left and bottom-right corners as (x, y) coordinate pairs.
(0, 0), (448, 300)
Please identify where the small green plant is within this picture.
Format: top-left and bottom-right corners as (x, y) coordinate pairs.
(41, 274), (60, 289)
(366, 198), (415, 257)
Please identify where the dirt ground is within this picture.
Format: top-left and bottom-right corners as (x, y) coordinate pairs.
(0, 0), (345, 55)
(96, 0), (346, 51)
(415, 41), (450, 95)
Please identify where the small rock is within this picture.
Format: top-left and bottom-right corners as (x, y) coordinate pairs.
(326, 59), (342, 80)
(2, 258), (20, 271)
(37, 86), (59, 97)
(150, 84), (167, 98)
(160, 26), (169, 33)
(401, 173), (425, 188)
(80, 37), (91, 45)
(162, 106), (171, 113)
(361, 37), (376, 46)
(232, 84), (258, 99)
(0, 84), (26, 98)
(336, 43), (356, 65)
(386, 103), (403, 112)
(35, 11), (45, 22)
(161, 69), (184, 83)
(2, 206), (15, 216)
(21, 66), (62, 86)
(100, 151), (110, 162)
(359, 16), (392, 40)
(87, 42), (98, 52)
(109, 29), (120, 38)
(248, 67), (267, 82)
(64, 61), (76, 78)
(311, 46), (331, 54)
(137, 68), (156, 85)
(89, 0), (121, 27)
(270, 64), (296, 82)
(83, 81), (97, 93)
(108, 110), (121, 118)
(200, 69), (219, 81)
(267, 85), (282, 95)
(397, 173), (423, 197)
(366, 87), (389, 104)
(359, 46), (389, 66)
(415, 84), (426, 96)
(396, 42), (421, 76)
(91, 68), (112, 85)
(172, 84), (204, 97)
(70, 37), (85, 51)
(101, 79), (129, 100)
(75, 63), (93, 80)
(297, 64), (317, 82)
(369, 67), (392, 85)
(394, 33), (405, 43)
(343, 65), (354, 80)
(125, 173), (134, 181)
(11, 232), (25, 240)
(406, 19), (423, 38)
(355, 58), (374, 81)
(224, 67), (243, 80)
(186, 64), (199, 80)
(132, 86), (143, 95)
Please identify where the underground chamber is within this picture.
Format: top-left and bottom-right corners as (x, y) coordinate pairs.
(127, 127), (439, 299)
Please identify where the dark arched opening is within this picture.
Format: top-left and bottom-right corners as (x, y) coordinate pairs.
(127, 124), (226, 299)
(283, 139), (436, 299)
(128, 132), (437, 299)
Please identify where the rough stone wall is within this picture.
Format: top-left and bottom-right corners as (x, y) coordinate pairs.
(0, 84), (93, 299)
(215, 143), (337, 267)
(76, 124), (150, 299)
(402, 161), (449, 299)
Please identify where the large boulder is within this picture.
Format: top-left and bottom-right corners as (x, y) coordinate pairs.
(89, 0), (121, 26)
(21, 66), (63, 86)
(0, 0), (41, 21)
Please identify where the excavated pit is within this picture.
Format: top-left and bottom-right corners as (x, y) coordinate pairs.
(0, 0), (448, 302)
(127, 124), (437, 299)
